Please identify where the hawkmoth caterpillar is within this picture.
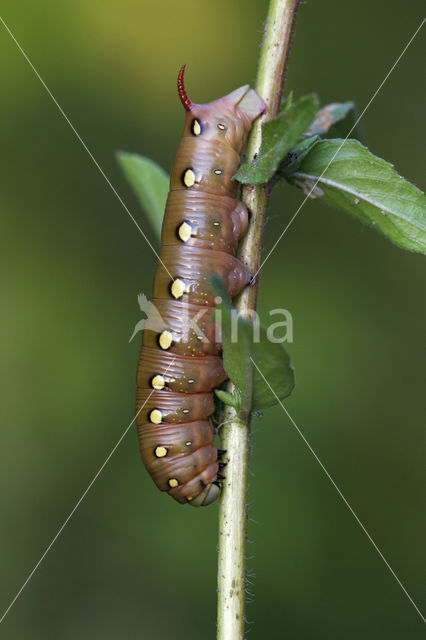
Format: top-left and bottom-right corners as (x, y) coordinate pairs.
(136, 66), (264, 506)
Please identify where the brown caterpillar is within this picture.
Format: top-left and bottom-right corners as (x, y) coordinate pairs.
(136, 66), (264, 506)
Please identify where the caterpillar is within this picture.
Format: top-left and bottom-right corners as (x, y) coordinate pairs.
(135, 66), (264, 506)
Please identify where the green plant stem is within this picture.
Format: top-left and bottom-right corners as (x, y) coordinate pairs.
(216, 1), (299, 638)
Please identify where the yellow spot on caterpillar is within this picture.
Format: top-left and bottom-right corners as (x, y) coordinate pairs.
(151, 375), (165, 390)
(168, 478), (179, 488)
(187, 496), (193, 501)
(214, 169), (222, 175)
(178, 221), (192, 242)
(158, 330), (173, 350)
(191, 119), (201, 136)
(183, 168), (195, 187)
(218, 123), (226, 130)
(154, 446), (167, 458)
(149, 409), (162, 424)
(182, 409), (190, 414)
(171, 278), (185, 299)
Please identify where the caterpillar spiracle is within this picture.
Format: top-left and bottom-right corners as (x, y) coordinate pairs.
(136, 66), (265, 506)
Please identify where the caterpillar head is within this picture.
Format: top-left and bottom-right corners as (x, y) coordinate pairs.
(188, 481), (221, 507)
(178, 65), (265, 154)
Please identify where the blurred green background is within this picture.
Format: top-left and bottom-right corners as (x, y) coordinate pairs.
(1, 1), (425, 638)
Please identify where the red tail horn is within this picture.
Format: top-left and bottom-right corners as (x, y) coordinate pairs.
(177, 65), (193, 111)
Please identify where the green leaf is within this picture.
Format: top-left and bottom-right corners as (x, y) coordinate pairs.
(281, 135), (320, 174)
(250, 335), (294, 410)
(211, 277), (252, 413)
(307, 102), (354, 135)
(288, 139), (426, 254)
(281, 90), (294, 112)
(306, 101), (364, 142)
(116, 151), (168, 243)
(210, 277), (295, 412)
(214, 389), (241, 410)
(234, 94), (320, 185)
